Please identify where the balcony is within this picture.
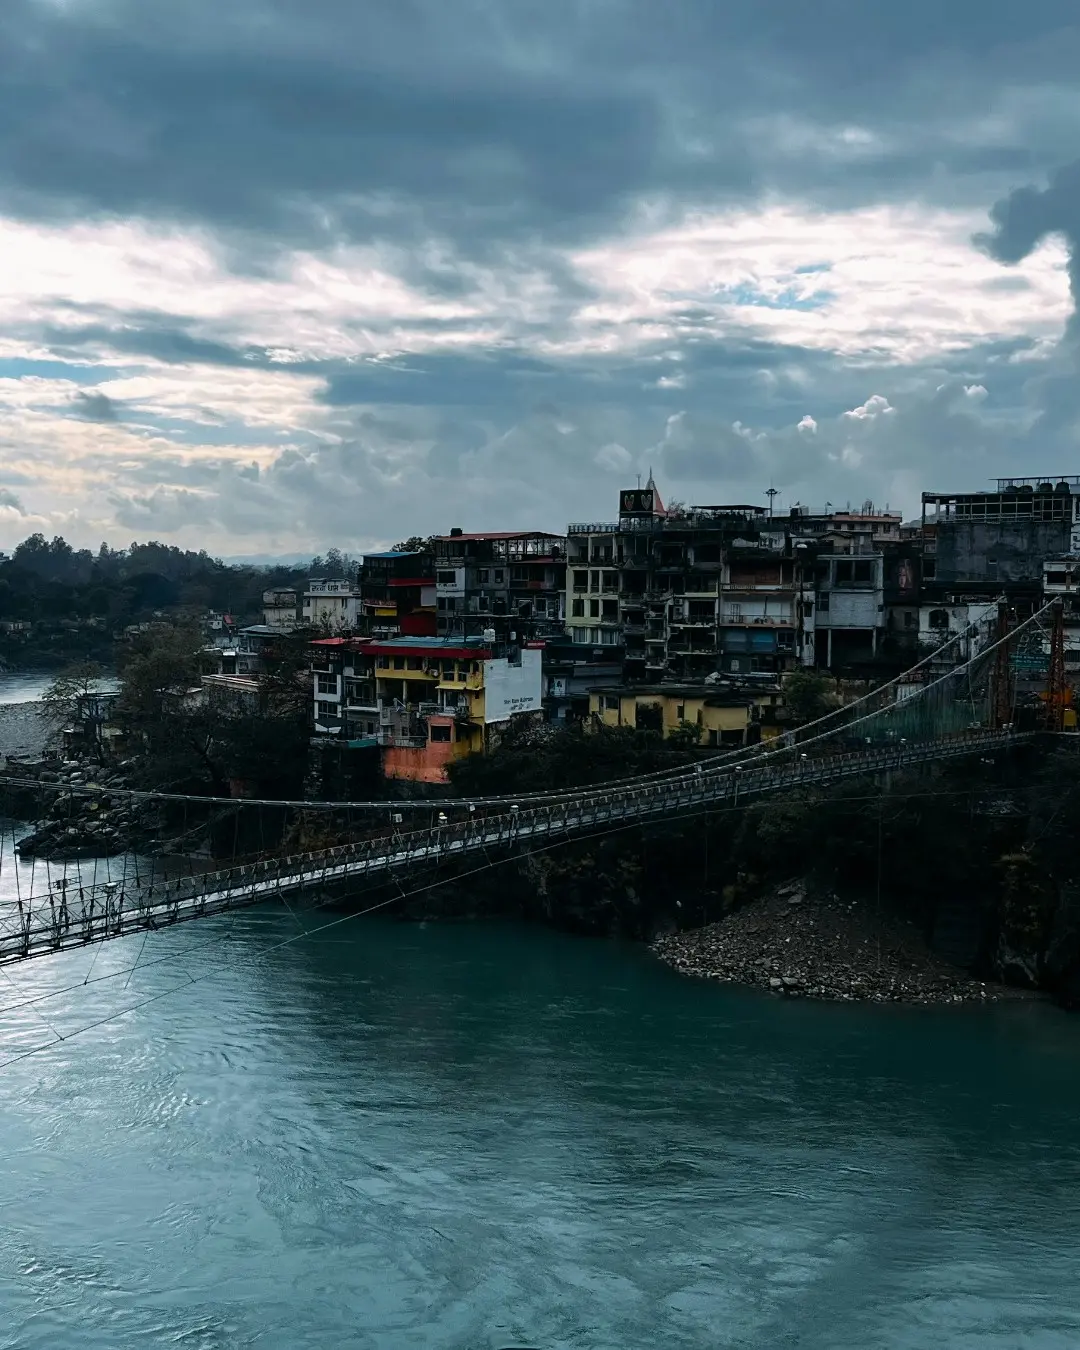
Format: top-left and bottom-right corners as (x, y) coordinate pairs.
(568, 522), (619, 534)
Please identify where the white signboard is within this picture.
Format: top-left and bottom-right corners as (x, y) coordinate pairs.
(483, 648), (543, 724)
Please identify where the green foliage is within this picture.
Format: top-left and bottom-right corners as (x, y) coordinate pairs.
(783, 668), (835, 724)
(668, 719), (701, 750)
(0, 532), (310, 667)
(393, 536), (440, 555)
(115, 628), (311, 797)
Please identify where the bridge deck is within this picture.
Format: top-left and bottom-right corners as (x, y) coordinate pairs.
(0, 729), (1028, 966)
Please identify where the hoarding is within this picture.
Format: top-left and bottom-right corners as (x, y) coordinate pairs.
(483, 647), (543, 724)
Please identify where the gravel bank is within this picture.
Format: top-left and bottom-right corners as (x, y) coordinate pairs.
(652, 882), (1029, 1005)
(0, 702), (59, 759)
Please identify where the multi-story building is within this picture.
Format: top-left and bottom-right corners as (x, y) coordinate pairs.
(312, 634), (545, 782)
(538, 633), (624, 722)
(565, 524), (622, 651)
(303, 577), (361, 631)
(433, 530), (566, 641)
(356, 549), (436, 638)
(262, 589), (299, 631)
(310, 637), (380, 741)
(570, 481), (818, 683)
(921, 476), (1080, 602)
(813, 553), (886, 668)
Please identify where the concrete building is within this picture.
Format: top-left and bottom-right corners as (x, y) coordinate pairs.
(813, 553), (886, 668)
(922, 476), (1080, 599)
(303, 578), (361, 631)
(313, 635), (544, 783)
(565, 524), (622, 650)
(433, 530), (566, 642)
(588, 682), (783, 747)
(538, 634), (624, 722)
(262, 589), (299, 631)
(570, 480), (820, 683)
(356, 549), (436, 639)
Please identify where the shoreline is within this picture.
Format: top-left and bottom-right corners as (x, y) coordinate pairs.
(651, 883), (1036, 1006)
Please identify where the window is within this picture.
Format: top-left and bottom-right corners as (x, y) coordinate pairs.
(437, 570), (456, 585)
(853, 560), (874, 584)
(479, 595), (490, 611)
(430, 724), (452, 742)
(477, 569), (489, 583)
(602, 599), (618, 620)
(316, 700), (337, 720)
(676, 703), (685, 720)
(573, 570), (588, 592)
(604, 694), (620, 711)
(928, 608), (949, 630)
(494, 569), (504, 583)
(835, 560), (853, 584)
(800, 600), (813, 618)
(571, 598), (585, 617)
(590, 570), (601, 590)
(393, 657), (405, 670)
(589, 599), (600, 618)
(316, 674), (337, 695)
(923, 559), (937, 580)
(817, 595), (830, 613)
(904, 611), (917, 629)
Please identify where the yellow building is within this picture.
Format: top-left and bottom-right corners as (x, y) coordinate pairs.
(588, 683), (782, 747)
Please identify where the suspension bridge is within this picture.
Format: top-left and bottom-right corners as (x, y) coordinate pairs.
(0, 599), (1070, 967)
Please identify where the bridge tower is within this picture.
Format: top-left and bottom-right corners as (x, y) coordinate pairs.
(989, 600), (1015, 729)
(1042, 598), (1069, 733)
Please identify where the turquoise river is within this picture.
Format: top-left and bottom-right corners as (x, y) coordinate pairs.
(0, 843), (1078, 1345)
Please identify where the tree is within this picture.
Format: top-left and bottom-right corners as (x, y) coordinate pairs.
(39, 661), (111, 758)
(40, 661), (110, 723)
(783, 669), (835, 724)
(393, 535), (440, 554)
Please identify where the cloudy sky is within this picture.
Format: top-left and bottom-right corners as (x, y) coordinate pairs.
(3, 0), (1080, 556)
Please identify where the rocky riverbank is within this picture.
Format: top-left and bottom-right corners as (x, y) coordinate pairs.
(0, 756), (156, 859)
(651, 881), (1033, 1005)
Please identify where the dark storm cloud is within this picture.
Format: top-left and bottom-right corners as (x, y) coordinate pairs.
(72, 390), (119, 422)
(979, 159), (1080, 326)
(4, 0), (1080, 256)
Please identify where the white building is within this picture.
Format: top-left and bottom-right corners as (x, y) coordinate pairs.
(303, 578), (361, 631)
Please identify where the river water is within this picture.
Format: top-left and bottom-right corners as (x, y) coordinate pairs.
(0, 864), (1079, 1349)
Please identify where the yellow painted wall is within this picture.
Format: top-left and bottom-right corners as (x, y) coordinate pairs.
(588, 691), (759, 740)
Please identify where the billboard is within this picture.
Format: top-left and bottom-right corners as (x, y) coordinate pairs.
(483, 647), (543, 724)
